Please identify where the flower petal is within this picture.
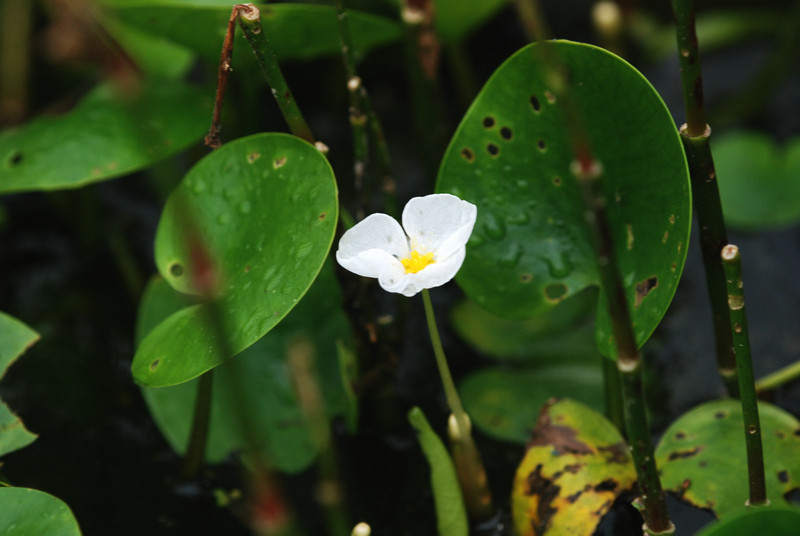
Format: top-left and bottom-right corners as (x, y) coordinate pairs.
(402, 194), (477, 259)
(336, 213), (409, 278)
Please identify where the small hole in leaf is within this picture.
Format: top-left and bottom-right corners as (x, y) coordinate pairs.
(519, 273), (533, 283)
(634, 276), (658, 308)
(675, 431), (687, 440)
(778, 470), (790, 484)
(482, 116), (495, 128)
(8, 150), (23, 166)
(530, 95), (541, 112)
(274, 156), (287, 168)
(169, 262), (184, 278)
(544, 283), (568, 302)
(537, 139), (547, 151)
(149, 359), (161, 371)
(486, 143), (499, 157)
(460, 147), (475, 162)
(714, 411), (727, 419)
(552, 176), (562, 186)
(500, 127), (513, 140)
(247, 152), (261, 163)
(319, 212), (327, 220)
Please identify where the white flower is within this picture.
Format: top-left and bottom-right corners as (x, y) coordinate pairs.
(336, 194), (477, 297)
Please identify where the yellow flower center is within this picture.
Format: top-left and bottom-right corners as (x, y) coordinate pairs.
(401, 250), (435, 274)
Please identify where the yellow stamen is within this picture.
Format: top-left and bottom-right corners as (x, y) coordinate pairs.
(401, 250), (435, 274)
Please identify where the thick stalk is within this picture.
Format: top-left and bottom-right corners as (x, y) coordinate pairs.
(421, 289), (494, 521)
(237, 4), (315, 143)
(602, 356), (625, 435)
(721, 245), (768, 506)
(181, 369), (214, 479)
(574, 162), (673, 535)
(671, 0), (738, 396)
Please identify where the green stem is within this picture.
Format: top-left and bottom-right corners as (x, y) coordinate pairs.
(421, 289), (494, 521)
(756, 360), (800, 394)
(721, 244), (768, 506)
(671, 0), (738, 396)
(602, 356), (625, 435)
(680, 128), (738, 396)
(181, 369), (214, 479)
(237, 5), (315, 143)
(574, 162), (674, 534)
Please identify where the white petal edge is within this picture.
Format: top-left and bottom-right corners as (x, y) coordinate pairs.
(336, 213), (409, 278)
(402, 194), (477, 259)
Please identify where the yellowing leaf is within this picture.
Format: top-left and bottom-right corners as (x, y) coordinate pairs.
(511, 399), (636, 536)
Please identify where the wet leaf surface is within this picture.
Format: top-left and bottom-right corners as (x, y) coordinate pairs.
(511, 398), (636, 536)
(132, 133), (337, 386)
(436, 41), (691, 359)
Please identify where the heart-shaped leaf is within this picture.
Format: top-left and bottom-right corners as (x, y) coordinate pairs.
(132, 132), (337, 387)
(0, 81), (210, 194)
(511, 398), (636, 536)
(0, 487), (82, 536)
(436, 41), (690, 358)
(0, 312), (39, 457)
(655, 399), (800, 517)
(715, 131), (800, 229)
(103, 2), (402, 66)
(135, 263), (352, 473)
(460, 364), (604, 444)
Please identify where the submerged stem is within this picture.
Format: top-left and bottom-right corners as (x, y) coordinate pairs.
(721, 245), (768, 506)
(421, 289), (493, 521)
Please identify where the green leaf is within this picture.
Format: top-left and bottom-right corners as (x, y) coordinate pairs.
(460, 364), (604, 444)
(0, 487), (82, 536)
(104, 2), (403, 66)
(103, 18), (196, 78)
(449, 289), (597, 362)
(132, 132), (338, 387)
(0, 81), (210, 194)
(511, 399), (636, 536)
(696, 505), (800, 536)
(655, 399), (800, 517)
(0, 312), (39, 457)
(435, 0), (509, 43)
(715, 132), (800, 229)
(436, 41), (691, 358)
(408, 407), (468, 536)
(136, 263), (351, 473)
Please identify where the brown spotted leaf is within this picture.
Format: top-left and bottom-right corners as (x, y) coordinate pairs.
(655, 399), (800, 517)
(511, 398), (636, 536)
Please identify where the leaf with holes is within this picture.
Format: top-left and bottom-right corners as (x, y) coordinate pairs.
(436, 41), (690, 359)
(104, 1), (402, 67)
(132, 133), (337, 387)
(0, 312), (39, 457)
(0, 487), (82, 536)
(0, 81), (210, 194)
(655, 399), (800, 517)
(696, 505), (800, 536)
(715, 131), (800, 230)
(511, 398), (636, 536)
(460, 364), (604, 444)
(135, 263), (351, 473)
